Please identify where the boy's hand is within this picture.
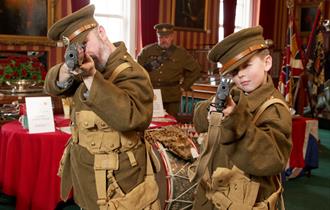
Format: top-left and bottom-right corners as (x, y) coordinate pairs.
(222, 96), (236, 117)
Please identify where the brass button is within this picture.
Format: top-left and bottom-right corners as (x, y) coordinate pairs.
(91, 142), (96, 146)
(84, 122), (88, 126)
(101, 122), (106, 127)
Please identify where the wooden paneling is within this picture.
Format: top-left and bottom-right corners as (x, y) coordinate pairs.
(0, 0), (72, 70)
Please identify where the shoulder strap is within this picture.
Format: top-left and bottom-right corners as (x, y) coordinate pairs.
(252, 97), (290, 124)
(253, 97), (288, 210)
(108, 62), (132, 82)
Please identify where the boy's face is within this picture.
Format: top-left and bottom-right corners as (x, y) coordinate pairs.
(229, 53), (272, 93)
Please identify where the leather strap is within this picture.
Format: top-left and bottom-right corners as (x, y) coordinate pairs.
(221, 43), (267, 73)
(67, 23), (97, 41)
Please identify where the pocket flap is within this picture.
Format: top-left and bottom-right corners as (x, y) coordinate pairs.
(100, 132), (121, 151)
(94, 153), (119, 170)
(76, 111), (96, 129)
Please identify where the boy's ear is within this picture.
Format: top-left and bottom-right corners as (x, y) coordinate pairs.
(264, 54), (272, 72)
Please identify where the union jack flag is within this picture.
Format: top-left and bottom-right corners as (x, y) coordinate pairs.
(278, 7), (304, 107)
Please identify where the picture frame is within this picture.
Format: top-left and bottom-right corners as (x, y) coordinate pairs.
(171, 0), (208, 32)
(0, 0), (55, 46)
(296, 3), (319, 36)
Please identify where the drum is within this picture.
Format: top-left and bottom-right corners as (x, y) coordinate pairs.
(153, 140), (199, 210)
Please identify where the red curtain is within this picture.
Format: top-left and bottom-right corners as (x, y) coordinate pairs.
(223, 0), (237, 37)
(259, 0), (276, 40)
(136, 0), (160, 56)
(72, 0), (90, 12)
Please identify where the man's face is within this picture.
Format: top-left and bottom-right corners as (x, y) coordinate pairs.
(230, 53), (272, 93)
(157, 33), (174, 49)
(83, 27), (108, 70)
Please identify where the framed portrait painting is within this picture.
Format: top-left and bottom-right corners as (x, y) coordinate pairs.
(171, 0), (208, 31)
(296, 3), (319, 36)
(0, 0), (55, 46)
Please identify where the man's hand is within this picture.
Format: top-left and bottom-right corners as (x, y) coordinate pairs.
(80, 54), (97, 77)
(58, 63), (73, 83)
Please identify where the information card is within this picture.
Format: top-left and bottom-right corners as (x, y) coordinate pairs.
(25, 96), (55, 134)
(153, 89), (165, 117)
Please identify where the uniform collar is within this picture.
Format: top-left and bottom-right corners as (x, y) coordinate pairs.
(103, 42), (128, 73)
(246, 75), (276, 113)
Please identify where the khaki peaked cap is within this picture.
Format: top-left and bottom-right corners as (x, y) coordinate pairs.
(48, 4), (98, 44)
(208, 26), (268, 75)
(154, 23), (174, 35)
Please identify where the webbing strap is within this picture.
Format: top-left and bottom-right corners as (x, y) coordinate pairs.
(108, 62), (132, 82)
(190, 111), (223, 182)
(252, 97), (290, 124)
(252, 96), (288, 210)
(145, 141), (156, 176)
(94, 170), (107, 209)
(94, 154), (124, 210)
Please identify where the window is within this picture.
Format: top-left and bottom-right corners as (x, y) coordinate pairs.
(218, 0), (252, 40)
(90, 0), (136, 56)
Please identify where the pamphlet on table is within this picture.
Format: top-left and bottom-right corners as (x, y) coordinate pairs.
(25, 96), (55, 133)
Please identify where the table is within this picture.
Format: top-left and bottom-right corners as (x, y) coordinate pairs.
(0, 116), (71, 210)
(286, 116), (319, 179)
(0, 115), (177, 210)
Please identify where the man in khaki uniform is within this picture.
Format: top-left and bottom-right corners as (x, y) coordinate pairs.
(190, 26), (292, 210)
(44, 5), (159, 210)
(137, 23), (201, 118)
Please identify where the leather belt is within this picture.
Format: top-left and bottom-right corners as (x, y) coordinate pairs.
(68, 23), (97, 41)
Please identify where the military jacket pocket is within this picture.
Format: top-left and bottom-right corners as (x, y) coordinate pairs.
(76, 111), (121, 154)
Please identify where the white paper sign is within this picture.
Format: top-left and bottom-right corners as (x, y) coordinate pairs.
(153, 89), (165, 117)
(25, 96), (55, 134)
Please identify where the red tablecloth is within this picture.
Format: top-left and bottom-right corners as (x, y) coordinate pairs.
(0, 115), (176, 210)
(0, 116), (71, 210)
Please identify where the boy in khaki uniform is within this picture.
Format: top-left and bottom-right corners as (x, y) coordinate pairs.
(191, 26), (292, 210)
(44, 5), (160, 210)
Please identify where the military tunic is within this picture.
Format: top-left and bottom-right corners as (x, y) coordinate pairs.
(192, 75), (292, 209)
(44, 42), (155, 210)
(137, 44), (201, 116)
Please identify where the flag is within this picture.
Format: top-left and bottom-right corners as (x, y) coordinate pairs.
(278, 8), (305, 107)
(303, 2), (324, 116)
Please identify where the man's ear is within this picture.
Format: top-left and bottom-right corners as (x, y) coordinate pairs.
(264, 54), (272, 72)
(98, 25), (107, 41)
